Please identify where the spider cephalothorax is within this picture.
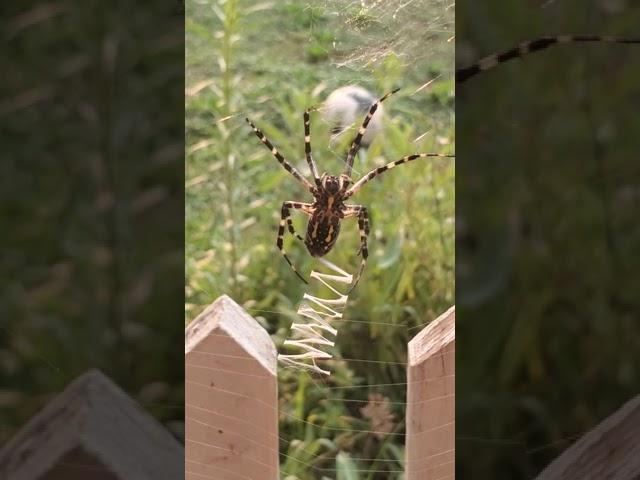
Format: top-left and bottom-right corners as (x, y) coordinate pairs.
(246, 88), (454, 291)
(319, 173), (350, 195)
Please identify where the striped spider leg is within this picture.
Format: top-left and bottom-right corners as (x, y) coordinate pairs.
(245, 117), (316, 193)
(339, 153), (453, 291)
(343, 88), (399, 177)
(457, 35), (640, 83)
(342, 205), (370, 292)
(278, 201), (315, 283)
(245, 117), (318, 282)
(344, 152), (455, 199)
(304, 108), (321, 186)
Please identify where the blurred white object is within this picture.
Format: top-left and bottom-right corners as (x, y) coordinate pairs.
(321, 86), (384, 148)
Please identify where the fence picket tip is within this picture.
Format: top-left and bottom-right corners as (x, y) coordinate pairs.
(0, 368), (183, 480)
(535, 394), (640, 480)
(185, 293), (279, 480)
(406, 305), (455, 480)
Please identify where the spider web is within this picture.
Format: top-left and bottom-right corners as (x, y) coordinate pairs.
(321, 0), (454, 71)
(263, 0), (455, 179)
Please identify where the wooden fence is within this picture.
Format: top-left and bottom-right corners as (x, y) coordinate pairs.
(2, 295), (639, 479)
(184, 294), (455, 480)
(185, 295), (280, 479)
(183, 295), (640, 480)
(0, 369), (183, 480)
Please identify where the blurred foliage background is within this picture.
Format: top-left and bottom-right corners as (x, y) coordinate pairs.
(457, 1), (640, 478)
(1, 1), (184, 445)
(185, 0), (454, 478)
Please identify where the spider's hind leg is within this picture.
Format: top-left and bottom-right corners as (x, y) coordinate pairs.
(344, 205), (370, 292)
(287, 217), (304, 242)
(278, 201), (314, 284)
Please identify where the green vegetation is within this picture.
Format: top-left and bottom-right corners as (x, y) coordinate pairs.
(186, 0), (454, 478)
(2, 2), (184, 446)
(457, 2), (640, 477)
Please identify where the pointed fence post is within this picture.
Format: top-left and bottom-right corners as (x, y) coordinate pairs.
(536, 394), (640, 479)
(185, 295), (279, 480)
(406, 305), (455, 480)
(0, 369), (183, 480)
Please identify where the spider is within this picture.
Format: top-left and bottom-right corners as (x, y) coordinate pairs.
(246, 89), (454, 291)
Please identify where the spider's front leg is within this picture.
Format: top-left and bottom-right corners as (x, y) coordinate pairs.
(343, 88), (399, 177)
(343, 205), (370, 292)
(277, 201), (314, 284)
(344, 152), (454, 199)
(303, 109), (321, 186)
(245, 118), (315, 193)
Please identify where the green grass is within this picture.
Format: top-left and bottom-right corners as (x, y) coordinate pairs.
(186, 0), (454, 478)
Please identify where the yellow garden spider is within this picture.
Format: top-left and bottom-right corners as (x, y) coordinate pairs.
(246, 89), (454, 291)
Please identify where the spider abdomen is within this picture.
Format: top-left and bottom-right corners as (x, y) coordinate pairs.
(305, 213), (342, 257)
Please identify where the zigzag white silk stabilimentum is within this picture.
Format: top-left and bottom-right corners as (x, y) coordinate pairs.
(278, 258), (352, 375)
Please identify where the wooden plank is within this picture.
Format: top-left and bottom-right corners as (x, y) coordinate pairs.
(406, 305), (455, 480)
(185, 294), (279, 480)
(536, 395), (640, 480)
(0, 369), (183, 480)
